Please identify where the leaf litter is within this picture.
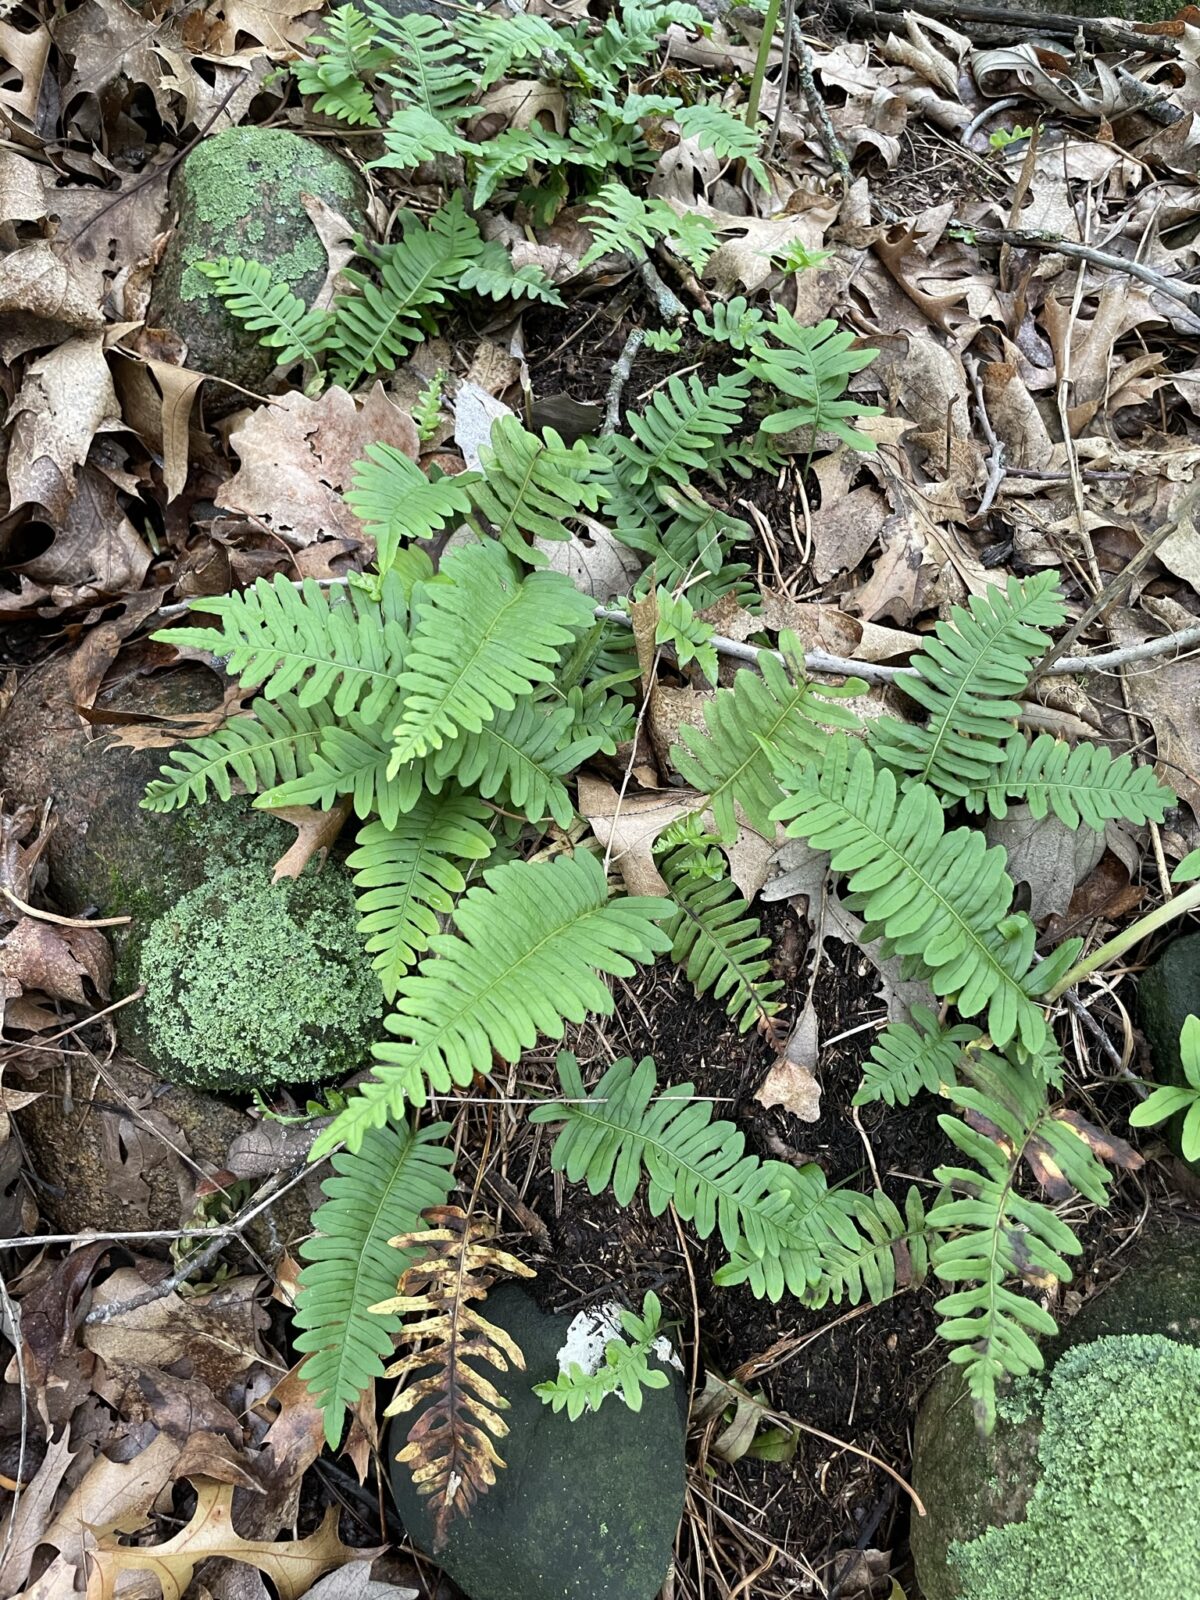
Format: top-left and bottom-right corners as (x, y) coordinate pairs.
(5, 0), (1200, 1594)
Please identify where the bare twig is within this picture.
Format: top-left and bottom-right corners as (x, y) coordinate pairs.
(965, 354), (1006, 517)
(638, 256), (685, 323)
(602, 328), (647, 436)
(764, 0), (798, 162)
(829, 0), (1178, 60)
(793, 21), (850, 185)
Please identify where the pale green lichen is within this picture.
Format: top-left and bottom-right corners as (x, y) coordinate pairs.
(950, 1334), (1200, 1600)
(138, 862), (382, 1094)
(175, 127), (357, 305)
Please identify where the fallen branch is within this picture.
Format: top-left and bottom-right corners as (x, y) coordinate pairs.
(602, 327), (647, 436)
(830, 0), (1178, 60)
(793, 20), (851, 186)
(958, 224), (1200, 323)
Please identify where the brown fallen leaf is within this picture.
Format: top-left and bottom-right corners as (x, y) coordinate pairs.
(215, 386), (419, 550)
(0, 917), (112, 1009)
(85, 1479), (375, 1600)
(6, 334), (122, 520)
(0, 17), (51, 128)
(113, 354), (206, 502)
(204, 0), (320, 56)
(755, 1008), (822, 1123)
(18, 456), (152, 606)
(578, 776), (705, 896)
(264, 799), (353, 883)
(43, 1430), (181, 1574)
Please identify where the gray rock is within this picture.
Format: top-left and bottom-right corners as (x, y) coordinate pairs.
(910, 1225), (1200, 1600)
(371, 0), (456, 21)
(1137, 931), (1200, 1170)
(149, 127), (365, 393)
(388, 1285), (687, 1600)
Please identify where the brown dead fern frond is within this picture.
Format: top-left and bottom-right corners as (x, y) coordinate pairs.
(371, 1203), (536, 1551)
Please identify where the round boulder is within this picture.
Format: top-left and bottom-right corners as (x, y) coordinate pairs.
(911, 1226), (1200, 1600)
(388, 1285), (687, 1600)
(149, 126), (366, 392)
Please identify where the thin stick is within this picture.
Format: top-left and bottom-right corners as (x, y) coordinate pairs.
(764, 0), (797, 162)
(961, 224), (1200, 321)
(793, 22), (850, 185)
(602, 328), (647, 436)
(1047, 877), (1200, 1002)
(830, 0), (1178, 59)
(1, 886), (130, 929)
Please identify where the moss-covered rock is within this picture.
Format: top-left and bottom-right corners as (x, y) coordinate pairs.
(149, 127), (365, 392)
(387, 1285), (687, 1600)
(1138, 932), (1200, 1170)
(137, 862), (382, 1094)
(911, 1226), (1200, 1600)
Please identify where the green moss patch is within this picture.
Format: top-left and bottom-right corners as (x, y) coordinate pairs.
(137, 862), (382, 1094)
(950, 1334), (1200, 1600)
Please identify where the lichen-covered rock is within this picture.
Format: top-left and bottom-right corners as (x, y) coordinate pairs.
(149, 127), (365, 392)
(136, 863), (382, 1094)
(911, 1226), (1200, 1600)
(1138, 931), (1200, 1169)
(388, 1285), (686, 1600)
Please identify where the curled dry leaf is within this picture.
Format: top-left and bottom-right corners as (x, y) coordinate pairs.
(578, 776), (705, 896)
(6, 334), (121, 520)
(971, 46), (1137, 120)
(264, 799), (353, 884)
(755, 1005), (822, 1123)
(0, 917), (112, 1009)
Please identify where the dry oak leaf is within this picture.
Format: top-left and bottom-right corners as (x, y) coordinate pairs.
(263, 798), (353, 883)
(216, 385), (419, 549)
(6, 334), (122, 521)
(203, 0), (317, 56)
(755, 1007), (822, 1122)
(85, 1478), (373, 1600)
(0, 917), (112, 1009)
(43, 1429), (181, 1575)
(0, 1429), (74, 1595)
(578, 776), (705, 896)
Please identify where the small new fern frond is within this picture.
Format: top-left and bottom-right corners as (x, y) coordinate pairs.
(534, 1292), (671, 1417)
(375, 105), (470, 169)
(868, 572), (1066, 802)
(670, 636), (863, 839)
(459, 244), (564, 306)
(153, 572), (410, 726)
(749, 309), (880, 451)
(370, 8), (476, 120)
(194, 258), (333, 370)
(653, 586), (717, 683)
(853, 1006), (979, 1108)
(604, 368), (751, 487)
(693, 296), (769, 351)
(390, 540), (595, 765)
(347, 790), (495, 999)
(674, 103), (768, 188)
(313, 853), (673, 1154)
(581, 183), (718, 271)
(294, 1120), (456, 1448)
(140, 695), (328, 812)
(771, 737), (1079, 1057)
(374, 1205), (536, 1552)
(658, 845), (783, 1031)
(962, 731), (1175, 829)
(347, 446), (477, 578)
(928, 1051), (1118, 1430)
(466, 418), (608, 564)
(292, 4), (387, 125)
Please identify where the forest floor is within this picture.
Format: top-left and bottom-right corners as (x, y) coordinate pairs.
(2, 1), (1200, 1598)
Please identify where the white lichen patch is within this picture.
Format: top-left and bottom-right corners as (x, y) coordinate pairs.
(555, 1301), (683, 1376)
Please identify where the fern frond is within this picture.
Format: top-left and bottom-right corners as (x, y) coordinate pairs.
(771, 737), (1069, 1056)
(390, 540), (595, 765)
(815, 1185), (930, 1306)
(154, 573), (409, 726)
(459, 244), (564, 306)
(581, 182), (717, 271)
(653, 587), (717, 683)
(531, 1052), (800, 1254)
(604, 368), (751, 487)
(370, 8), (475, 119)
(674, 103), (768, 188)
(659, 847), (782, 1031)
(328, 198), (483, 386)
(347, 446), (476, 578)
(347, 792), (495, 999)
(292, 4), (386, 125)
(867, 572), (1065, 801)
(193, 258), (333, 369)
(929, 1051), (1116, 1430)
(749, 309), (880, 450)
(294, 1120), (456, 1448)
(470, 126), (577, 209)
(692, 296), (769, 352)
(374, 1205), (537, 1552)
(453, 7), (568, 88)
(374, 105), (470, 169)
(853, 1007), (979, 1108)
(963, 732), (1175, 829)
(466, 418), (608, 564)
(140, 695), (327, 812)
(254, 717), (424, 831)
(533, 1292), (671, 1417)
(670, 637), (863, 839)
(313, 853), (673, 1153)
(426, 697), (602, 829)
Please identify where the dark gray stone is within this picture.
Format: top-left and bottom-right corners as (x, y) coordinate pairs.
(910, 1225), (1200, 1600)
(149, 127), (365, 394)
(388, 1286), (687, 1600)
(1137, 931), (1200, 1170)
